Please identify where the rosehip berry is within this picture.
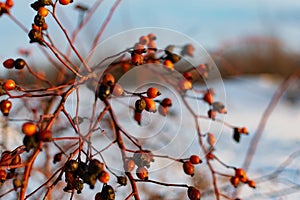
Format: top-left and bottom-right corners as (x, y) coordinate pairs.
(139, 35), (149, 45)
(101, 185), (115, 200)
(22, 122), (38, 137)
(235, 168), (246, 179)
(3, 79), (16, 91)
(189, 155), (201, 165)
(136, 166), (148, 180)
(247, 180), (256, 188)
(124, 158), (135, 172)
(183, 161), (194, 176)
(14, 58), (26, 70)
(160, 98), (172, 107)
(206, 152), (214, 160)
(5, 0), (14, 8)
(146, 87), (160, 98)
(0, 169), (7, 183)
(143, 97), (156, 112)
(183, 71), (193, 81)
(0, 99), (12, 116)
(133, 43), (146, 54)
(147, 33), (156, 41)
(99, 171), (110, 184)
(38, 7), (48, 17)
(207, 133), (216, 146)
(230, 176), (239, 188)
(238, 127), (249, 135)
(179, 79), (192, 91)
(187, 187), (201, 200)
(163, 60), (174, 71)
(203, 91), (213, 105)
(59, 0), (73, 5)
(135, 99), (146, 112)
(102, 73), (115, 86)
(3, 58), (14, 69)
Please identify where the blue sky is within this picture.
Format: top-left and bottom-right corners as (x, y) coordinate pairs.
(0, 0), (300, 63)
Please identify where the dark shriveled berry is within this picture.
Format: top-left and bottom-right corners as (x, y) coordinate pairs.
(101, 185), (115, 200)
(14, 58), (26, 70)
(117, 176), (127, 186)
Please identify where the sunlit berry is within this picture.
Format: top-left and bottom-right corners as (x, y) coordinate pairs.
(3, 58), (14, 69)
(147, 87), (160, 98)
(131, 52), (143, 66)
(163, 60), (174, 71)
(143, 97), (156, 112)
(189, 155), (201, 165)
(248, 180), (256, 188)
(183, 161), (194, 176)
(99, 171), (110, 184)
(179, 79), (192, 91)
(235, 168), (246, 179)
(5, 0), (14, 8)
(3, 79), (16, 91)
(38, 7), (48, 17)
(136, 166), (148, 180)
(230, 176), (239, 188)
(0, 99), (12, 116)
(183, 71), (193, 81)
(22, 122), (38, 137)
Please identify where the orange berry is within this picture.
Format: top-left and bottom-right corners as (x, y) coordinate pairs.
(3, 79), (16, 91)
(235, 168), (246, 179)
(187, 187), (201, 200)
(99, 171), (110, 183)
(38, 7), (48, 17)
(206, 152), (214, 160)
(22, 122), (38, 136)
(207, 133), (216, 146)
(134, 43), (146, 54)
(0, 169), (7, 182)
(179, 79), (192, 91)
(136, 166), (148, 180)
(124, 158), (135, 172)
(230, 176), (239, 188)
(3, 58), (14, 69)
(163, 60), (174, 71)
(183, 161), (194, 176)
(143, 97), (156, 112)
(203, 91), (213, 105)
(248, 180), (256, 188)
(102, 73), (115, 86)
(139, 35), (149, 45)
(189, 155), (201, 165)
(147, 33), (156, 41)
(146, 87), (160, 99)
(131, 53), (144, 66)
(239, 127), (249, 135)
(0, 100), (12, 116)
(5, 0), (13, 8)
(59, 0), (72, 5)
(160, 98), (172, 107)
(112, 84), (124, 96)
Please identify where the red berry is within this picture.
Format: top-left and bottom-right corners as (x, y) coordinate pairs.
(163, 60), (174, 71)
(0, 100), (12, 116)
(0, 169), (7, 182)
(3, 79), (16, 91)
(203, 91), (213, 105)
(99, 171), (110, 183)
(59, 0), (72, 5)
(160, 98), (172, 107)
(38, 7), (48, 17)
(38, 129), (53, 142)
(5, 0), (14, 8)
(189, 155), (201, 165)
(183, 71), (193, 80)
(102, 73), (115, 86)
(136, 166), (148, 180)
(183, 161), (194, 176)
(3, 58), (14, 69)
(146, 87), (160, 98)
(248, 180), (256, 188)
(187, 187), (201, 200)
(230, 176), (239, 188)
